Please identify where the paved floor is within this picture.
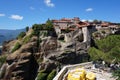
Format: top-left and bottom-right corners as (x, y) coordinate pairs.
(54, 62), (116, 80)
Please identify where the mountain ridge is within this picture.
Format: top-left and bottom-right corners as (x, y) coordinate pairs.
(0, 28), (26, 45)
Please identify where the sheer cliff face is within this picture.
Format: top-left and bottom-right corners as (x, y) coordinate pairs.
(0, 27), (91, 80)
(1, 41), (39, 80)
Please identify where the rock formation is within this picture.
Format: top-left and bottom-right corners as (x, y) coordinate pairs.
(0, 25), (91, 80)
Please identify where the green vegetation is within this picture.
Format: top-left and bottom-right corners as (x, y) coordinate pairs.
(45, 19), (54, 31)
(32, 24), (43, 36)
(26, 26), (29, 32)
(43, 31), (48, 37)
(31, 19), (54, 37)
(37, 69), (56, 80)
(11, 42), (21, 53)
(65, 28), (71, 33)
(22, 35), (31, 44)
(88, 47), (105, 61)
(37, 72), (48, 80)
(88, 35), (120, 63)
(58, 39), (65, 42)
(0, 55), (7, 68)
(112, 68), (120, 80)
(47, 69), (56, 80)
(37, 57), (43, 63)
(37, 70), (48, 80)
(93, 19), (102, 24)
(37, 38), (42, 47)
(17, 32), (26, 39)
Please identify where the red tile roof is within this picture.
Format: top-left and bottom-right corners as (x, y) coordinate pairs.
(101, 23), (109, 27)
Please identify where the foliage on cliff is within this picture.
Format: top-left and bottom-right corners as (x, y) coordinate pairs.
(11, 42), (21, 53)
(88, 35), (120, 63)
(17, 32), (26, 39)
(47, 69), (56, 80)
(37, 72), (48, 80)
(0, 55), (6, 68)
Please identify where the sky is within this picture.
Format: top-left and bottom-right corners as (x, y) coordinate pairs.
(0, 0), (120, 29)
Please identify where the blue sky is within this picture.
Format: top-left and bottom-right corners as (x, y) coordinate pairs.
(0, 0), (120, 29)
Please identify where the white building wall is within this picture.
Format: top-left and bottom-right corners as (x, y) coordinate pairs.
(82, 27), (89, 42)
(54, 27), (61, 35)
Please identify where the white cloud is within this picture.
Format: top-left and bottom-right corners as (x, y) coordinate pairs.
(44, 0), (55, 7)
(0, 13), (5, 17)
(88, 19), (93, 22)
(30, 6), (35, 10)
(86, 8), (93, 12)
(9, 15), (23, 20)
(81, 19), (87, 22)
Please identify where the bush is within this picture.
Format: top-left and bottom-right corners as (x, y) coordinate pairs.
(37, 38), (42, 47)
(26, 26), (29, 32)
(11, 42), (21, 53)
(43, 31), (48, 37)
(47, 69), (56, 80)
(32, 24), (43, 36)
(0, 55), (6, 68)
(45, 19), (54, 31)
(37, 72), (47, 80)
(17, 32), (26, 39)
(23, 35), (31, 44)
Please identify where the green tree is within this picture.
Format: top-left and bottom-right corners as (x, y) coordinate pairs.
(32, 24), (43, 36)
(88, 35), (120, 63)
(46, 19), (54, 31)
(26, 26), (29, 32)
(93, 19), (99, 23)
(88, 47), (104, 61)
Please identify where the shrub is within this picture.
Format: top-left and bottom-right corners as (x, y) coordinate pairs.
(37, 38), (42, 47)
(43, 31), (48, 37)
(26, 26), (29, 32)
(45, 19), (54, 31)
(32, 24), (43, 36)
(37, 72), (47, 80)
(17, 32), (26, 39)
(0, 55), (6, 68)
(11, 42), (21, 53)
(23, 35), (31, 44)
(47, 69), (56, 80)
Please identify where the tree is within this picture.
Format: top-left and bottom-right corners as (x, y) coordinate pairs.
(88, 35), (120, 63)
(32, 24), (44, 36)
(88, 47), (104, 61)
(93, 19), (99, 23)
(46, 19), (54, 31)
(26, 26), (29, 32)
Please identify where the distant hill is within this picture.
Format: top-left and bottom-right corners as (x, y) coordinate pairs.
(0, 29), (25, 45)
